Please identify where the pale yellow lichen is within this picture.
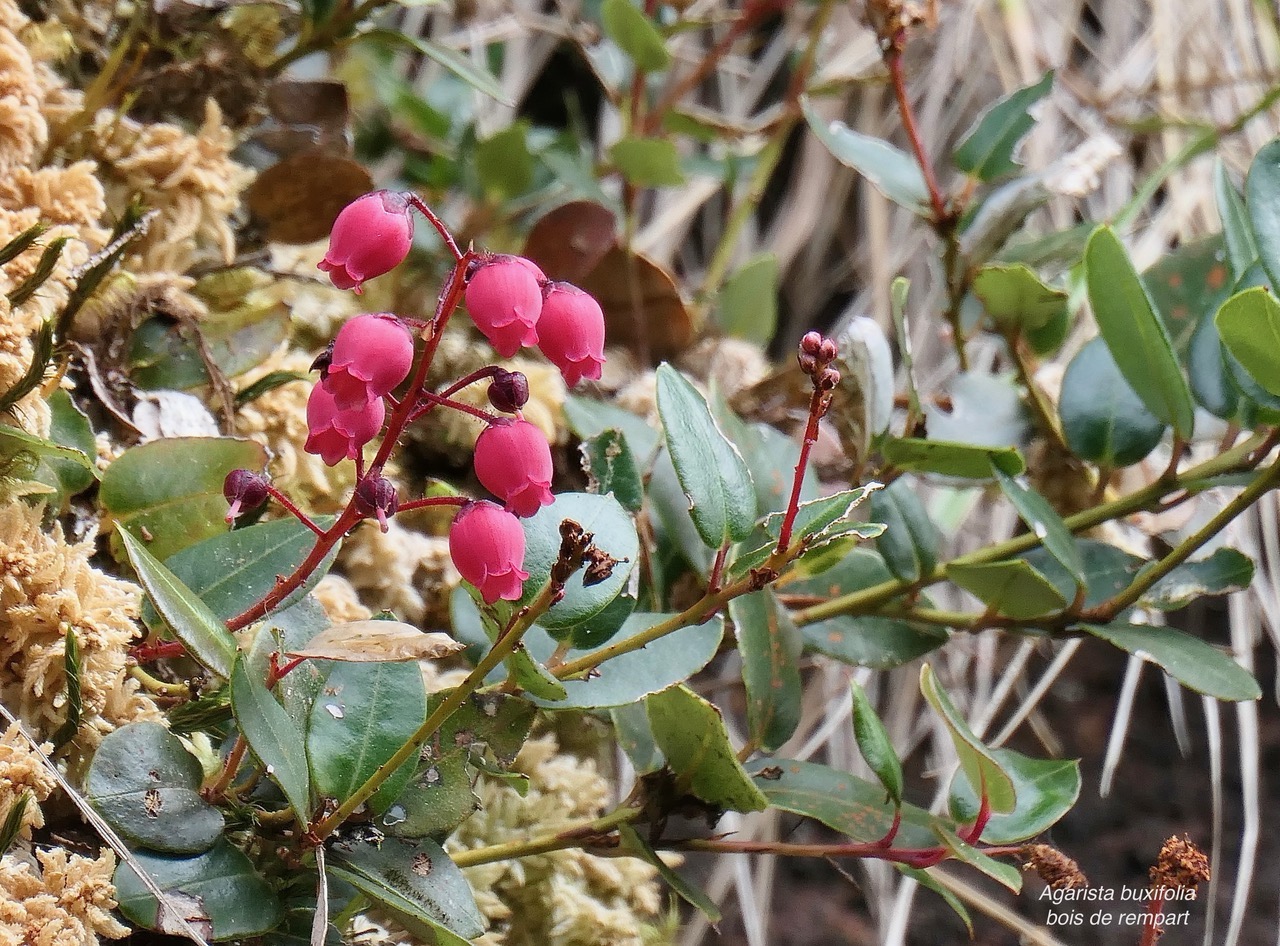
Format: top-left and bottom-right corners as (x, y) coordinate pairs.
(338, 521), (457, 628)
(313, 573), (372, 624)
(0, 723), (56, 842)
(0, 502), (160, 751)
(0, 847), (129, 946)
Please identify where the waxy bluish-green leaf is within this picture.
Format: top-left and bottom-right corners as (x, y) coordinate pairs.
(730, 591), (802, 752)
(946, 559), (1066, 619)
(972, 262), (1067, 332)
(719, 253), (778, 345)
(870, 477), (938, 582)
(114, 840), (281, 940)
(882, 438), (1025, 478)
(1189, 309), (1239, 419)
(600, 0), (670, 71)
(1021, 540), (1143, 611)
(647, 685), (767, 812)
(1084, 226), (1194, 437)
(87, 722), (224, 855)
(933, 828), (1022, 892)
(620, 825), (721, 921)
(1215, 286), (1280, 398)
(328, 837), (484, 943)
(516, 491), (638, 637)
(656, 363), (756, 546)
(993, 466), (1083, 585)
(611, 137), (684, 188)
(1082, 623), (1261, 701)
(920, 665), (1016, 813)
(802, 98), (929, 214)
(230, 655), (311, 823)
(849, 680), (903, 806)
(953, 71), (1053, 181)
(580, 428), (644, 513)
(1139, 548), (1254, 611)
(564, 394), (660, 459)
(120, 528), (236, 679)
(1216, 159), (1257, 277)
(612, 702), (664, 775)
(306, 660), (427, 803)
(949, 747), (1080, 844)
(1059, 337), (1166, 467)
(1245, 136), (1280, 291)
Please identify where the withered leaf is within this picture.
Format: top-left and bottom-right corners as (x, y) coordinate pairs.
(522, 201), (617, 283)
(287, 622), (464, 663)
(246, 149), (373, 245)
(578, 246), (693, 362)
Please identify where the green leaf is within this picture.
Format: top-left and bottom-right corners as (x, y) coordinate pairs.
(1084, 226), (1195, 437)
(718, 253), (778, 344)
(730, 591), (802, 752)
(516, 492), (639, 636)
(870, 477), (939, 582)
(611, 702), (664, 775)
(972, 263), (1067, 332)
(896, 865), (972, 934)
(1081, 623), (1261, 701)
(1139, 548), (1254, 611)
(504, 644), (568, 701)
(114, 840), (282, 940)
(1142, 236), (1230, 357)
(992, 466), (1083, 585)
(882, 437), (1025, 478)
(849, 680), (903, 806)
(119, 528), (236, 679)
(564, 394), (660, 459)
(580, 428), (644, 513)
(37, 389), (97, 503)
(1246, 136), (1280, 291)
(1215, 286), (1280, 397)
(933, 828), (1022, 892)
(1216, 159), (1257, 277)
(0, 420), (97, 504)
(619, 825), (721, 921)
(379, 749), (478, 839)
(101, 437), (268, 562)
(656, 363), (756, 546)
(475, 122), (534, 200)
(949, 748), (1081, 843)
(600, 0), (670, 70)
(50, 627), (82, 749)
(534, 614), (723, 709)
(328, 837), (485, 942)
(0, 790), (31, 855)
(802, 98), (929, 214)
(142, 519), (338, 630)
(428, 690), (536, 767)
(1059, 337), (1166, 467)
(647, 685), (768, 812)
(610, 136), (684, 188)
(746, 757), (944, 847)
(731, 487), (884, 577)
(306, 660), (427, 803)
(1188, 308), (1239, 420)
(86, 722), (224, 855)
(946, 559), (1066, 619)
(919, 665), (1017, 813)
(230, 655), (311, 823)
(129, 306), (289, 391)
(953, 71), (1053, 181)
(362, 28), (510, 104)
(1021, 540), (1143, 611)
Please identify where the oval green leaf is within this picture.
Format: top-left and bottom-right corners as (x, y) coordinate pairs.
(1215, 286), (1280, 398)
(600, 0), (670, 71)
(1081, 623), (1261, 701)
(920, 665), (1017, 813)
(1245, 136), (1280, 291)
(882, 438), (1025, 478)
(949, 747), (1081, 844)
(230, 654), (312, 823)
(730, 591), (802, 752)
(802, 98), (929, 214)
(953, 71), (1053, 181)
(1138, 548), (1255, 611)
(870, 476), (939, 582)
(1059, 336), (1166, 467)
(849, 680), (903, 807)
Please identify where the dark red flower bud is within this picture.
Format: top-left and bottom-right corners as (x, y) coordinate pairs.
(448, 500), (530, 604)
(464, 255), (544, 357)
(818, 338), (838, 364)
(800, 331), (824, 356)
(798, 351), (819, 375)
(355, 475), (399, 533)
(535, 283), (606, 387)
(318, 191), (415, 293)
(817, 366), (841, 391)
(223, 469), (269, 523)
(473, 418), (554, 517)
(487, 368), (530, 413)
(323, 313), (415, 410)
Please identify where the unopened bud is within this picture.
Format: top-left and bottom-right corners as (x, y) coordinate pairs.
(800, 331), (824, 356)
(487, 368), (530, 413)
(355, 475), (399, 532)
(798, 352), (819, 376)
(224, 469), (269, 523)
(818, 338), (838, 363)
(817, 366), (841, 391)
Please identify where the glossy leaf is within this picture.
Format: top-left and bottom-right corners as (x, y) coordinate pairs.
(953, 71), (1053, 181)
(656, 363), (757, 546)
(612, 702), (664, 775)
(730, 591), (802, 752)
(306, 660), (427, 803)
(870, 477), (939, 582)
(1215, 286), (1280, 397)
(949, 747), (1081, 843)
(1021, 540), (1143, 612)
(120, 528), (236, 679)
(849, 680), (903, 806)
(601, 0), (670, 71)
(428, 690), (536, 767)
(564, 394), (661, 460)
(114, 840), (282, 940)
(972, 263), (1067, 332)
(1059, 337), (1166, 467)
(1245, 136), (1280, 291)
(580, 428), (644, 513)
(802, 98), (929, 214)
(882, 438), (1025, 478)
(719, 253), (778, 344)
(647, 685), (768, 812)
(1081, 623), (1261, 701)
(1215, 159), (1257, 277)
(1139, 548), (1255, 611)
(934, 829), (1022, 892)
(992, 466), (1083, 585)
(86, 722), (224, 855)
(102, 437), (268, 562)
(611, 136), (684, 188)
(1188, 309), (1239, 419)
(1084, 226), (1194, 437)
(380, 749), (478, 840)
(36, 389), (97, 503)
(947, 559), (1066, 619)
(504, 644), (568, 701)
(230, 655), (311, 822)
(920, 665), (1017, 813)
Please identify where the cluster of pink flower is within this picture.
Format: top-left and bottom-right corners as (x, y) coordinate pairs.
(225, 190), (608, 606)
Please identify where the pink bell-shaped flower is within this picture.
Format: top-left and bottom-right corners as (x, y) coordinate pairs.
(448, 500), (530, 603)
(323, 314), (415, 410)
(318, 191), (414, 293)
(464, 255), (545, 357)
(536, 283), (606, 386)
(304, 383), (386, 466)
(474, 418), (554, 517)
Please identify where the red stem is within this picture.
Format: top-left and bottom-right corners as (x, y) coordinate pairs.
(130, 640), (187, 662)
(876, 807), (902, 847)
(775, 388), (830, 552)
(961, 780), (992, 844)
(885, 32), (948, 223)
(665, 836), (986, 870)
(417, 388), (500, 424)
(405, 194), (463, 262)
(266, 485), (326, 537)
(397, 495), (470, 513)
(1137, 892), (1167, 946)
(707, 541), (730, 592)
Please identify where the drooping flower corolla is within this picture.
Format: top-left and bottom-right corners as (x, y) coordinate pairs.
(448, 501), (530, 603)
(473, 418), (554, 517)
(304, 383), (386, 466)
(464, 256), (545, 357)
(322, 314), (415, 410)
(318, 191), (414, 293)
(535, 283), (606, 386)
